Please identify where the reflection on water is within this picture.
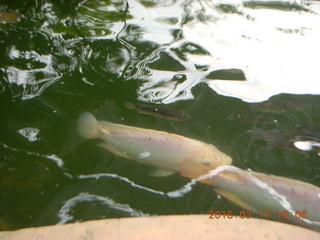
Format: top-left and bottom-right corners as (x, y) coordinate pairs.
(17, 127), (41, 142)
(3, 0), (320, 102)
(1, 0), (320, 231)
(57, 192), (149, 225)
(78, 173), (168, 196)
(118, 0), (320, 103)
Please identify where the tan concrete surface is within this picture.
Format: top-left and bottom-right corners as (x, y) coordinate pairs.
(0, 215), (319, 240)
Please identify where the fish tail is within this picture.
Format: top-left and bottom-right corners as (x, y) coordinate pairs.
(125, 101), (135, 110)
(77, 112), (100, 139)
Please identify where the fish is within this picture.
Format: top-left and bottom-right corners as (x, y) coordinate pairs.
(125, 102), (190, 121)
(180, 165), (320, 232)
(249, 127), (294, 151)
(0, 12), (19, 23)
(250, 99), (312, 113)
(77, 112), (232, 177)
(250, 127), (320, 153)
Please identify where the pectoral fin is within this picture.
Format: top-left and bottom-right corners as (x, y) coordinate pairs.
(214, 189), (257, 212)
(179, 157), (211, 179)
(97, 143), (131, 159)
(149, 168), (177, 177)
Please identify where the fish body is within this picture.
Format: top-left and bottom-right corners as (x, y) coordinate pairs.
(125, 102), (190, 121)
(77, 112), (232, 176)
(187, 166), (320, 231)
(250, 127), (320, 153)
(250, 99), (312, 113)
(0, 12), (19, 23)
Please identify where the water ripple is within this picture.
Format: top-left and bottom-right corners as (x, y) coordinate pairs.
(122, 0), (320, 103)
(57, 192), (149, 225)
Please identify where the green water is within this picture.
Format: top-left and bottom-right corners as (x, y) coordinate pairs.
(1, 0), (320, 231)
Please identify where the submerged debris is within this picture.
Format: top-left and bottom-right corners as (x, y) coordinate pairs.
(125, 102), (190, 121)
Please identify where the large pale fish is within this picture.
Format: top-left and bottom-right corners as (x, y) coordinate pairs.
(181, 165), (320, 232)
(77, 112), (232, 177)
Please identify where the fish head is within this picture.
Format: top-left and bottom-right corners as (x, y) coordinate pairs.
(179, 143), (232, 179)
(201, 144), (232, 168)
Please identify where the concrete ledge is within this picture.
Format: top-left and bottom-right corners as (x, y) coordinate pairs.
(0, 215), (319, 240)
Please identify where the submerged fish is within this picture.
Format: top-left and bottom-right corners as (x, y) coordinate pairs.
(125, 102), (190, 121)
(77, 112), (232, 177)
(0, 12), (19, 23)
(181, 165), (320, 232)
(250, 99), (312, 113)
(250, 127), (320, 153)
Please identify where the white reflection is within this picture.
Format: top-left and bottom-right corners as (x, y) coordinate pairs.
(294, 140), (320, 152)
(139, 151), (151, 159)
(17, 127), (41, 142)
(200, 6), (320, 102)
(78, 173), (167, 196)
(6, 66), (61, 100)
(46, 154), (64, 167)
(57, 192), (148, 225)
(125, 0), (320, 103)
(5, 45), (62, 100)
(1, 142), (65, 168)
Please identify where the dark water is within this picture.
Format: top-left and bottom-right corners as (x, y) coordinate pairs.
(1, 0), (320, 231)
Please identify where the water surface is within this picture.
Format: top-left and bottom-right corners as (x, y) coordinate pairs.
(1, 0), (320, 230)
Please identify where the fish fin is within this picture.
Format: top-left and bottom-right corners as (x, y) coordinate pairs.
(77, 112), (100, 139)
(179, 157), (211, 179)
(149, 169), (176, 177)
(125, 101), (136, 110)
(98, 120), (116, 131)
(214, 189), (257, 212)
(97, 143), (131, 159)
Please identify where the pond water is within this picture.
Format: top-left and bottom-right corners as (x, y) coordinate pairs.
(1, 0), (320, 231)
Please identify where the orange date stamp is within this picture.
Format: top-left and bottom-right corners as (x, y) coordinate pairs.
(209, 210), (308, 220)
